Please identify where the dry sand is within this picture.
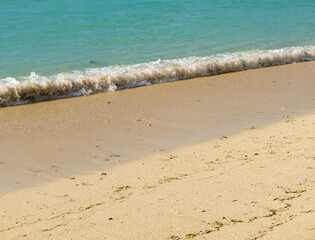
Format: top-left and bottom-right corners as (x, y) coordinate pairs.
(0, 62), (314, 239)
(0, 114), (314, 240)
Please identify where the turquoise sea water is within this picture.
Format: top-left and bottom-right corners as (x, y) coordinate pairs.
(0, 0), (314, 105)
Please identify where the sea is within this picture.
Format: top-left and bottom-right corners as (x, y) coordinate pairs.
(0, 0), (314, 106)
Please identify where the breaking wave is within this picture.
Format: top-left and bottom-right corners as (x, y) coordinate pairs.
(0, 46), (314, 107)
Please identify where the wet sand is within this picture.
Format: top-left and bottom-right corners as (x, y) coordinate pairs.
(0, 61), (314, 239)
(0, 61), (314, 193)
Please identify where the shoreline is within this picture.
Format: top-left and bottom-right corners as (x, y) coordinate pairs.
(1, 47), (314, 107)
(0, 61), (314, 194)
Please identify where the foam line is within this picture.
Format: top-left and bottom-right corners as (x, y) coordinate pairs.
(0, 46), (314, 107)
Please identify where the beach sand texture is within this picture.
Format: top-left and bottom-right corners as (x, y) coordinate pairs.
(0, 62), (314, 239)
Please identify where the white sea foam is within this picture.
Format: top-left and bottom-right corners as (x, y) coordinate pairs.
(0, 46), (314, 107)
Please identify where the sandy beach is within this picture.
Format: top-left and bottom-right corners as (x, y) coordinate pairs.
(0, 62), (314, 239)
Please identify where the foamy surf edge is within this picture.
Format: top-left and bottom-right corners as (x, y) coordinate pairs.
(0, 46), (314, 107)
